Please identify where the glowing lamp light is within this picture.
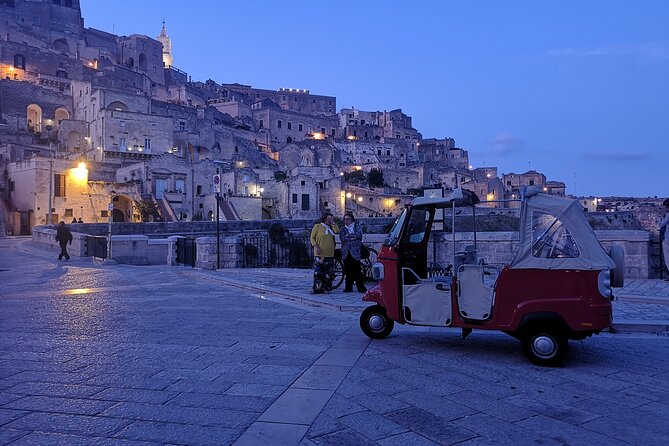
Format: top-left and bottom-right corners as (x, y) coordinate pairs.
(357, 196), (363, 202)
(543, 187), (548, 192)
(347, 135), (356, 140)
(71, 162), (88, 183)
(346, 192), (352, 199)
(468, 165), (473, 170)
(312, 132), (325, 140)
(340, 172), (344, 176)
(8, 65), (14, 72)
(259, 187), (264, 193)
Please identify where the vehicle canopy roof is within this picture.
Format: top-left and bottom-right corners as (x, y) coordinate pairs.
(412, 188), (480, 209)
(510, 187), (615, 271)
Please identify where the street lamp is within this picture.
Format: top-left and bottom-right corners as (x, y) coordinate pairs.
(106, 190), (117, 262)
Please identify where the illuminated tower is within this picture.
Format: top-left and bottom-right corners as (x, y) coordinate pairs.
(156, 20), (173, 67)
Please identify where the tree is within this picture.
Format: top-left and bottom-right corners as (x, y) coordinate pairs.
(135, 199), (158, 222)
(344, 170), (365, 185)
(368, 168), (384, 188)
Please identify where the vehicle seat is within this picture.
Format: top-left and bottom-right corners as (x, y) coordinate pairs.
(454, 244), (477, 272)
(457, 264), (495, 321)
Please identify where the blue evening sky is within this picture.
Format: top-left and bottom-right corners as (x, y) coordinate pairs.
(82, 0), (669, 197)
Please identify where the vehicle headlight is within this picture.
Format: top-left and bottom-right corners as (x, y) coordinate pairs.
(372, 262), (384, 281)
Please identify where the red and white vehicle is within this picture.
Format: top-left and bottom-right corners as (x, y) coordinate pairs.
(360, 187), (624, 366)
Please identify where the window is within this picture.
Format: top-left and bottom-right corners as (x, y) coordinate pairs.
(119, 137), (126, 149)
(292, 193), (298, 204)
(507, 180), (511, 185)
(277, 120), (282, 129)
(101, 210), (108, 218)
(386, 150), (390, 156)
(64, 209), (73, 217)
(377, 150), (381, 155)
(287, 122), (292, 130)
(175, 179), (185, 193)
(144, 139), (151, 151)
(361, 119), (365, 125)
(320, 127), (325, 134)
(54, 174), (66, 197)
(14, 54), (25, 69)
(401, 209), (430, 244)
(531, 211), (579, 258)
(9, 181), (14, 192)
(179, 121), (186, 131)
(259, 119), (263, 128)
(301, 194), (310, 211)
(331, 129), (335, 137)
(298, 123), (303, 131)
(301, 180), (305, 186)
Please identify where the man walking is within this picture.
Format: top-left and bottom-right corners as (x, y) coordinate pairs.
(660, 199), (669, 280)
(55, 221), (73, 260)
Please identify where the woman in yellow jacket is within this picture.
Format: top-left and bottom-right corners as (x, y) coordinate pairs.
(310, 212), (339, 293)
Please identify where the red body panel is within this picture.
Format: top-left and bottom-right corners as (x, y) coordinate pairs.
(488, 267), (612, 331)
(367, 258), (612, 335)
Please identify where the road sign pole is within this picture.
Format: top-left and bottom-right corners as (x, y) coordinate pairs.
(215, 170), (220, 269)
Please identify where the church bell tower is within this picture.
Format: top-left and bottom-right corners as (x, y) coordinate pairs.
(156, 20), (173, 67)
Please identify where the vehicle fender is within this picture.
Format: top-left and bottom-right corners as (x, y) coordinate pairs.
(362, 285), (384, 306)
(515, 311), (572, 336)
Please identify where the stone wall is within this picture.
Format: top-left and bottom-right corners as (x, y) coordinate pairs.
(31, 223), (660, 279)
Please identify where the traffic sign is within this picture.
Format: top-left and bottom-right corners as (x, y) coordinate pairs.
(213, 174), (221, 193)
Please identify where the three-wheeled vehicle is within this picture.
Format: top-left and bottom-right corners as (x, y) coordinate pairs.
(359, 187), (625, 366)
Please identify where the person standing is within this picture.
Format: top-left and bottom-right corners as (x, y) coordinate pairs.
(659, 198), (669, 280)
(339, 213), (367, 293)
(310, 212), (339, 293)
(55, 221), (73, 261)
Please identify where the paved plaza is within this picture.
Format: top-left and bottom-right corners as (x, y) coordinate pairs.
(0, 237), (668, 445)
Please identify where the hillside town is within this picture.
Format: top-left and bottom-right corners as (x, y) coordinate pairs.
(0, 0), (589, 236)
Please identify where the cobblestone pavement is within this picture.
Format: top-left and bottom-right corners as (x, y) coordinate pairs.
(0, 238), (667, 445)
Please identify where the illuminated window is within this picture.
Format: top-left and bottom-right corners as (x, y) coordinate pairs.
(54, 174), (66, 197)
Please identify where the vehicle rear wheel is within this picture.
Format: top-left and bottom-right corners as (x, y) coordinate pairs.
(609, 244), (625, 288)
(521, 326), (568, 367)
(360, 305), (394, 339)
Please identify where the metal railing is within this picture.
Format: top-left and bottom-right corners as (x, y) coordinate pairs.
(241, 234), (312, 268)
(176, 237), (196, 267)
(86, 235), (107, 259)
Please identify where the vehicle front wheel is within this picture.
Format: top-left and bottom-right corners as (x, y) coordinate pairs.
(521, 326), (568, 367)
(360, 305), (394, 339)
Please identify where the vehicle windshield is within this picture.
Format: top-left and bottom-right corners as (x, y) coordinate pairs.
(401, 208), (430, 244)
(384, 209), (407, 246)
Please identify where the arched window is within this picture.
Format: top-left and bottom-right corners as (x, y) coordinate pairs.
(53, 38), (69, 52)
(138, 53), (147, 71)
(55, 107), (69, 124)
(127, 57), (134, 69)
(26, 104), (42, 132)
(107, 101), (128, 112)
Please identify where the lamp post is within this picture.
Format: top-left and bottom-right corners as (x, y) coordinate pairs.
(47, 157), (53, 225)
(106, 190), (116, 262)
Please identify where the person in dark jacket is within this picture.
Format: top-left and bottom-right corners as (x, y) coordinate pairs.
(659, 198), (669, 280)
(55, 221), (73, 260)
(339, 212), (367, 293)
